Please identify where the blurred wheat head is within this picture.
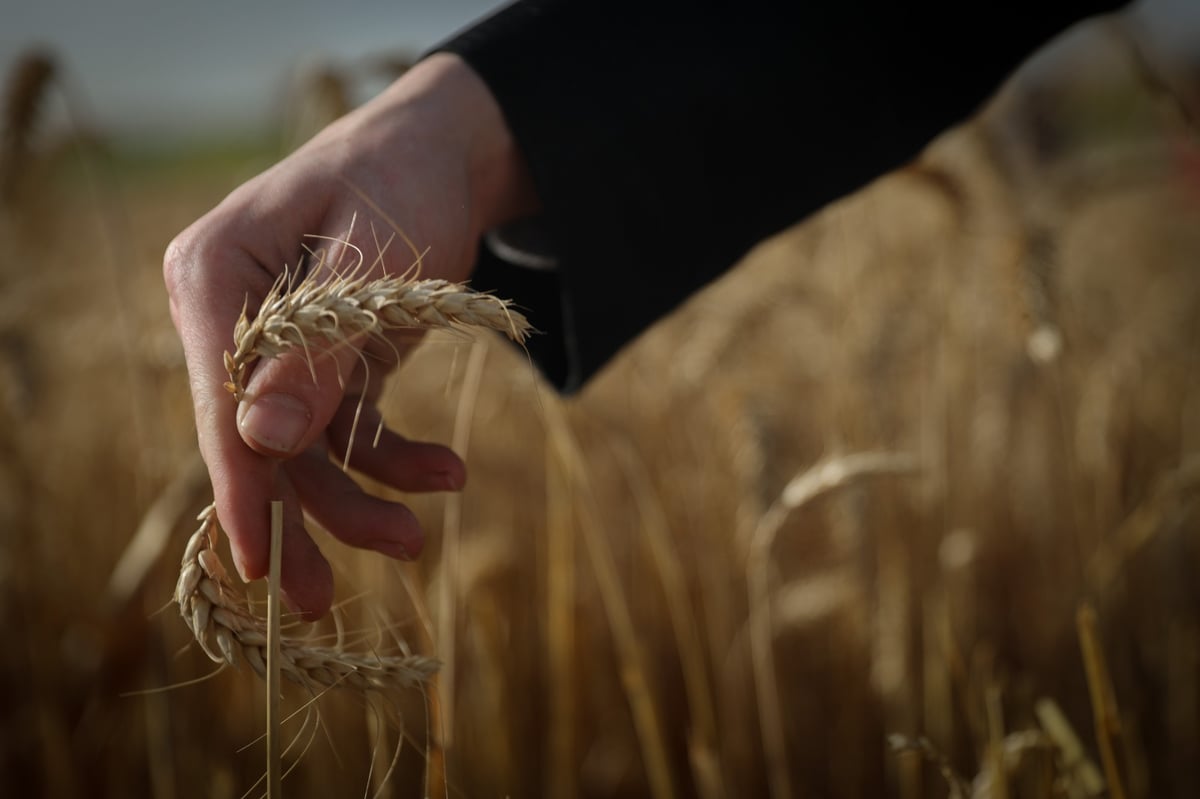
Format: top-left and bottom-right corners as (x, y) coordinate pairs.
(0, 48), (56, 206)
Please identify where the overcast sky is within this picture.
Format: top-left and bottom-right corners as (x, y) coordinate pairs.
(1, 0), (1197, 144)
(0, 0), (504, 141)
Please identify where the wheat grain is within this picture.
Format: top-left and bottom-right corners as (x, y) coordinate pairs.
(176, 503), (440, 692)
(223, 266), (531, 402)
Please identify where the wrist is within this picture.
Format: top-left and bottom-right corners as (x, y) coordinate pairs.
(371, 53), (540, 240)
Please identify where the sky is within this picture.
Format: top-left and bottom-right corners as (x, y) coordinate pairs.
(1, 0), (1197, 145)
(0, 0), (505, 142)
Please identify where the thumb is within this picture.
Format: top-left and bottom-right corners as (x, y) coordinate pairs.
(235, 342), (361, 458)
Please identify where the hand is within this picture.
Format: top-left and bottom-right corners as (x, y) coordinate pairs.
(163, 54), (537, 618)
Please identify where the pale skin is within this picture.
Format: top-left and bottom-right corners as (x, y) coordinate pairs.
(163, 54), (538, 619)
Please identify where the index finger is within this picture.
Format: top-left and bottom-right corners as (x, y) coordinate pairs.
(164, 181), (326, 583)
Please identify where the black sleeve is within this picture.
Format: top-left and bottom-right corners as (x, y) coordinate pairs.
(435, 0), (1127, 392)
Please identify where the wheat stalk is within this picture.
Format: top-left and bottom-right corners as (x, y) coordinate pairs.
(223, 265), (531, 402)
(176, 502), (440, 692)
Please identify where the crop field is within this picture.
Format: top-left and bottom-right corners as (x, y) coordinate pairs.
(1, 34), (1198, 799)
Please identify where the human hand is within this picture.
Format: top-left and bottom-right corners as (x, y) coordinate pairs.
(164, 54), (537, 619)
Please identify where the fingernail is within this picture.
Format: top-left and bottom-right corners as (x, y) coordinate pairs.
(238, 393), (311, 454)
(231, 551), (250, 582)
(370, 537), (412, 561)
(436, 470), (465, 492)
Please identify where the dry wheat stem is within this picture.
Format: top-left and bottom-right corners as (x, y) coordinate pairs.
(223, 265), (532, 402)
(266, 500), (283, 799)
(175, 503), (440, 693)
(1077, 604), (1129, 799)
(748, 451), (919, 799)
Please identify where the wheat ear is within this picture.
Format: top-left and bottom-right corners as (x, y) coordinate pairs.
(176, 503), (440, 692)
(178, 265), (530, 693)
(223, 266), (531, 401)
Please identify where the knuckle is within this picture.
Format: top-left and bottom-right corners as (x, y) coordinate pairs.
(162, 228), (201, 297)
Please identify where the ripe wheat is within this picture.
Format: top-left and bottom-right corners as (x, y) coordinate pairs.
(224, 266), (532, 401)
(176, 503), (440, 691)
(178, 264), (531, 693)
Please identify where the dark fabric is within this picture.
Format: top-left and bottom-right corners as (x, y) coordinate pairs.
(438, 0), (1127, 392)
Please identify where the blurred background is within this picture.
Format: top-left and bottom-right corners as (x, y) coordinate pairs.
(0, 0), (502, 142)
(2, 1), (1199, 797)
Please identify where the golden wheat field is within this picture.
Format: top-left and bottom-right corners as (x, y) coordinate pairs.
(2, 30), (1199, 799)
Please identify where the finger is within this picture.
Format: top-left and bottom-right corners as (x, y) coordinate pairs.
(285, 447), (426, 560)
(274, 468), (335, 620)
(206, 436), (279, 582)
(164, 170), (334, 585)
(233, 203), (422, 460)
(328, 400), (466, 492)
(204, 449), (335, 621)
(236, 340), (363, 458)
(166, 236), (293, 584)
